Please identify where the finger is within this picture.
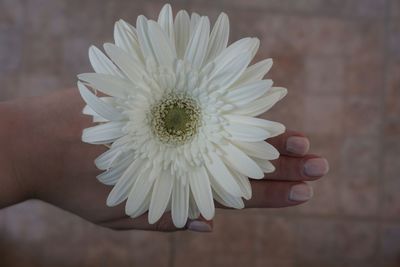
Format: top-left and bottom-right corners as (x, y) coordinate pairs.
(244, 180), (314, 208)
(264, 155), (329, 181)
(267, 129), (310, 157)
(99, 212), (213, 233)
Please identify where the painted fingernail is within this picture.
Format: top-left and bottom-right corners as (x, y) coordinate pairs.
(286, 136), (310, 155)
(289, 183), (314, 202)
(304, 158), (329, 177)
(187, 220), (212, 232)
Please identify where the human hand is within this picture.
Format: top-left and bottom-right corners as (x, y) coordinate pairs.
(0, 88), (328, 232)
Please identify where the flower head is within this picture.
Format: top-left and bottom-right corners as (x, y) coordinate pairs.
(78, 4), (287, 227)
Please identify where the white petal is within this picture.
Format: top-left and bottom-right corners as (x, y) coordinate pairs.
(147, 20), (176, 67)
(188, 190), (200, 219)
(136, 15), (157, 63)
(78, 82), (124, 121)
(210, 176), (245, 209)
(224, 80), (273, 107)
(95, 148), (122, 170)
(83, 97), (118, 123)
(83, 97), (116, 114)
(224, 123), (270, 142)
(219, 142), (264, 179)
(204, 151), (242, 197)
(205, 12), (229, 63)
(94, 137), (130, 170)
(231, 170), (252, 200)
(234, 58), (273, 86)
(126, 165), (159, 217)
(172, 181), (189, 228)
(130, 193), (152, 219)
(97, 154), (135, 185)
(148, 172), (174, 224)
(232, 87), (288, 116)
(249, 37), (260, 60)
(252, 157), (276, 174)
(189, 167), (215, 220)
(207, 51), (253, 93)
(157, 4), (175, 51)
(83, 104), (106, 121)
(89, 46), (123, 77)
(225, 115), (285, 138)
(92, 115), (108, 123)
(106, 158), (144, 206)
(222, 37), (256, 55)
(207, 37), (257, 82)
(83, 104), (98, 117)
(78, 73), (131, 98)
(184, 16), (210, 69)
(120, 19), (137, 34)
(82, 121), (126, 144)
(114, 20), (143, 63)
(83, 104), (109, 123)
(190, 13), (201, 34)
(103, 43), (147, 84)
(110, 134), (131, 146)
(174, 10), (190, 59)
(233, 140), (279, 160)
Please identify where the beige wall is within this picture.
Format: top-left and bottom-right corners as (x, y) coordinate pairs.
(0, 0), (399, 266)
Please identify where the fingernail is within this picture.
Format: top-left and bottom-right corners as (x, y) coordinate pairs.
(187, 220), (212, 232)
(286, 136), (310, 155)
(289, 183), (314, 202)
(304, 158), (329, 177)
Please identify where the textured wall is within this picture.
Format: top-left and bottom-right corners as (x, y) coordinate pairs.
(0, 0), (399, 266)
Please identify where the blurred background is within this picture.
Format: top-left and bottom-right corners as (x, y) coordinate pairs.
(0, 0), (399, 266)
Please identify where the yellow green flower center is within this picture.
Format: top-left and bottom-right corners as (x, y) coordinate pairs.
(151, 93), (201, 145)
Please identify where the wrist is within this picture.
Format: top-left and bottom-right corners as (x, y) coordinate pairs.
(0, 100), (32, 208)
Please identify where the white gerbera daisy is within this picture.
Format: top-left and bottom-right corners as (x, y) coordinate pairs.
(78, 4), (287, 227)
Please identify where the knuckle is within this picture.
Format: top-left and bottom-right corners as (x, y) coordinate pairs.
(280, 132), (289, 151)
(275, 157), (286, 178)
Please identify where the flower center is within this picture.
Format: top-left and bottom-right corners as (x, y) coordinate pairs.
(151, 93), (201, 145)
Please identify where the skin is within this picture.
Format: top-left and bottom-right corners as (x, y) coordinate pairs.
(0, 88), (328, 232)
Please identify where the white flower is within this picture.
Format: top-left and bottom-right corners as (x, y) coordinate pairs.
(78, 4), (287, 228)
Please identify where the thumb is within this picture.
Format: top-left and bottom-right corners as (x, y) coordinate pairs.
(98, 213), (213, 232)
